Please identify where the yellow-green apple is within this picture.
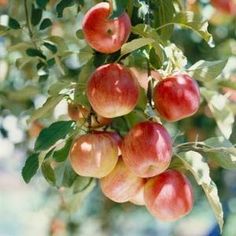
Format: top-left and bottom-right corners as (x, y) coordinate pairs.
(82, 2), (131, 53)
(100, 158), (144, 203)
(68, 103), (112, 128)
(211, 0), (236, 15)
(144, 169), (194, 221)
(122, 121), (172, 178)
(153, 73), (200, 122)
(70, 133), (118, 178)
(87, 63), (140, 118)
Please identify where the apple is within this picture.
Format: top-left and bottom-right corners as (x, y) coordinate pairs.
(68, 103), (112, 128)
(87, 63), (140, 118)
(144, 169), (194, 221)
(70, 133), (118, 178)
(129, 185), (145, 206)
(82, 2), (131, 54)
(0, 0), (7, 6)
(211, 0), (236, 15)
(92, 130), (123, 155)
(100, 158), (144, 203)
(153, 73), (200, 122)
(121, 121), (172, 178)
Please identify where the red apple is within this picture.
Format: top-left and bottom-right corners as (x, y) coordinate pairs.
(0, 0), (7, 6)
(68, 103), (112, 128)
(70, 133), (118, 178)
(82, 2), (131, 54)
(129, 185), (145, 206)
(100, 158), (144, 203)
(92, 130), (123, 155)
(122, 121), (172, 178)
(211, 0), (236, 15)
(153, 73), (200, 122)
(87, 63), (140, 118)
(144, 169), (194, 221)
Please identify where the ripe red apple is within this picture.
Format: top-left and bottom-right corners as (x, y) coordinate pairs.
(82, 2), (131, 54)
(122, 121), (172, 178)
(70, 133), (118, 178)
(92, 130), (123, 155)
(100, 159), (144, 203)
(144, 170), (194, 221)
(87, 63), (140, 118)
(129, 185), (145, 206)
(68, 103), (112, 128)
(211, 0), (236, 15)
(153, 73), (200, 122)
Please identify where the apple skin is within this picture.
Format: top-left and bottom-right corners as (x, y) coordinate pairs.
(144, 169), (194, 221)
(129, 185), (145, 206)
(100, 158), (145, 203)
(67, 103), (112, 128)
(92, 130), (123, 155)
(87, 63), (140, 118)
(211, 0), (236, 15)
(121, 121), (172, 178)
(82, 2), (131, 54)
(70, 133), (118, 178)
(153, 74), (200, 122)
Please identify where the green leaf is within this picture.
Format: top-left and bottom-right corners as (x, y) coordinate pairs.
(35, 120), (76, 151)
(172, 11), (213, 46)
(29, 95), (64, 123)
(177, 151), (224, 233)
(73, 176), (94, 194)
(203, 137), (236, 169)
(22, 153), (39, 183)
(120, 38), (155, 57)
(110, 0), (128, 18)
(53, 137), (73, 162)
(36, 0), (49, 9)
(43, 41), (57, 54)
(187, 60), (227, 83)
(41, 161), (56, 185)
(201, 88), (234, 139)
(39, 18), (52, 30)
(218, 79), (236, 90)
(125, 109), (146, 128)
(152, 0), (175, 40)
(75, 60), (95, 107)
(26, 48), (46, 59)
(0, 25), (10, 36)
(76, 29), (84, 39)
(55, 161), (77, 187)
(48, 81), (71, 96)
(7, 86), (39, 101)
(56, 0), (75, 18)
(8, 17), (21, 29)
(31, 5), (43, 26)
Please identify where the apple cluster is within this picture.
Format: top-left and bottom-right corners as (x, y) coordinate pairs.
(69, 2), (201, 222)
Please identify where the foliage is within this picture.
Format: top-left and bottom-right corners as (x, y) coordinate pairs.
(0, 0), (236, 234)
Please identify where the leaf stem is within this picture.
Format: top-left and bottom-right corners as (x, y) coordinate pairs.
(24, 0), (37, 48)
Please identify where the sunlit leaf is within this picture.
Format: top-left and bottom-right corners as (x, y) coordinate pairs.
(201, 88), (234, 139)
(177, 151), (224, 233)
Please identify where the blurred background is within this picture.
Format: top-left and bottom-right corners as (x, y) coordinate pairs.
(0, 0), (236, 235)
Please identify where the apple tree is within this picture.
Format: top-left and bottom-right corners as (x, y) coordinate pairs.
(0, 0), (236, 234)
